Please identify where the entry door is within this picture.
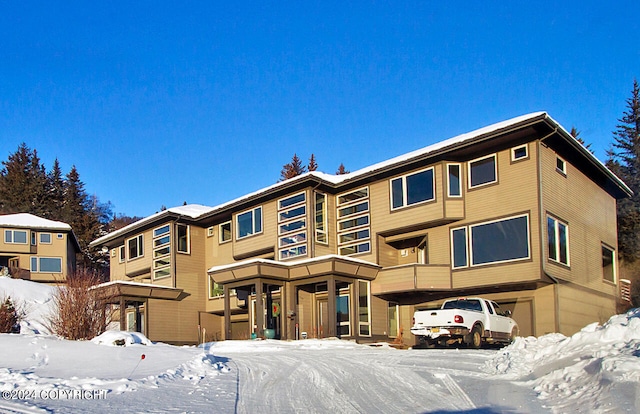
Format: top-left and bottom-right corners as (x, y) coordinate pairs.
(317, 299), (329, 338)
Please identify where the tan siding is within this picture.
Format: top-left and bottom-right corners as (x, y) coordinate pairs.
(557, 283), (616, 335)
(233, 201), (277, 259)
(541, 144), (618, 295)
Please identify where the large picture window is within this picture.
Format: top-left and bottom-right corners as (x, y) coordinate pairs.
(237, 207), (262, 239)
(390, 167), (434, 209)
(468, 154), (497, 188)
(451, 214), (530, 268)
(5, 230), (27, 244)
(30, 257), (62, 273)
(547, 216), (569, 265)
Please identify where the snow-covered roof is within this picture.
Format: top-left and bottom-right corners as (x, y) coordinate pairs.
(0, 213), (72, 231)
(91, 111), (630, 246)
(207, 254), (380, 274)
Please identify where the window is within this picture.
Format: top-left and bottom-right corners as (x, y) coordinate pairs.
(5, 230), (27, 244)
(556, 156), (567, 175)
(390, 167), (435, 209)
(39, 233), (52, 244)
(315, 192), (328, 244)
(127, 234), (144, 260)
(219, 221), (231, 243)
(547, 216), (569, 265)
(511, 145), (528, 161)
(237, 207), (262, 239)
(177, 224), (189, 253)
(337, 187), (370, 256)
(451, 214), (530, 268)
(447, 164), (462, 197)
(388, 302), (399, 338)
(278, 193), (307, 260)
(468, 154), (497, 188)
(119, 246), (125, 263)
(207, 227), (214, 237)
(337, 295), (350, 336)
(57, 234), (63, 239)
(358, 281), (371, 336)
(602, 245), (615, 283)
(31, 232), (36, 246)
(30, 257), (62, 273)
(152, 225), (170, 280)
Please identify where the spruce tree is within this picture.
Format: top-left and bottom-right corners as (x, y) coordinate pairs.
(308, 154), (318, 172)
(46, 158), (66, 221)
(608, 79), (640, 262)
(0, 143), (48, 215)
(280, 153), (307, 181)
(336, 163), (350, 175)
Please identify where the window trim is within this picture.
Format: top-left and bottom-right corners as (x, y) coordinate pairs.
(601, 243), (616, 284)
(511, 144), (529, 162)
(547, 215), (570, 266)
(119, 245), (125, 263)
(39, 233), (52, 244)
(556, 156), (567, 176)
(30, 256), (63, 273)
(219, 221), (232, 244)
(236, 206), (263, 240)
(127, 234), (144, 261)
(390, 166), (436, 210)
(447, 163), (462, 198)
(176, 224), (190, 254)
(468, 154), (498, 189)
(4, 229), (28, 244)
(451, 213), (531, 269)
(336, 187), (371, 257)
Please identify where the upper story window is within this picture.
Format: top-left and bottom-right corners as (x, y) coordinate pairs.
(39, 233), (52, 244)
(278, 192), (308, 260)
(4, 230), (27, 244)
(177, 224), (189, 253)
(337, 187), (371, 256)
(556, 156), (567, 175)
(31, 231), (36, 246)
(119, 245), (125, 263)
(602, 244), (615, 283)
(468, 154), (497, 188)
(315, 192), (328, 244)
(390, 167), (434, 209)
(451, 214), (530, 268)
(237, 206), (263, 239)
(547, 215), (569, 266)
(219, 221), (232, 243)
(511, 144), (528, 161)
(127, 234), (144, 260)
(447, 164), (462, 197)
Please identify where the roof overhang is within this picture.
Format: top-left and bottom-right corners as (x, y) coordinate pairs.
(91, 280), (184, 301)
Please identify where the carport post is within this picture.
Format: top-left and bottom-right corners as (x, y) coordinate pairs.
(119, 297), (126, 331)
(224, 285), (231, 340)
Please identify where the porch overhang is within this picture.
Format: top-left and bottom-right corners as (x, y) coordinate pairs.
(91, 280), (185, 302)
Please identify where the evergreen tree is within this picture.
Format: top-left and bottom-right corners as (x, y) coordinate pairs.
(607, 79), (640, 262)
(280, 153), (307, 181)
(570, 127), (593, 153)
(308, 154), (318, 172)
(0, 143), (48, 215)
(336, 163), (350, 175)
(46, 158), (65, 220)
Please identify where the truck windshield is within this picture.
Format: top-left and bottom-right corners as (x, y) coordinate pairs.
(442, 299), (482, 311)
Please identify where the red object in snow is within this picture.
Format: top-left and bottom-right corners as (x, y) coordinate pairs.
(141, 354), (146, 360)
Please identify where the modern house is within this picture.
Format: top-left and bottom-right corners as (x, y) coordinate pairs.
(90, 112), (631, 346)
(0, 213), (80, 283)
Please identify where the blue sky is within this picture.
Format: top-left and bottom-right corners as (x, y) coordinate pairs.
(1, 2), (639, 218)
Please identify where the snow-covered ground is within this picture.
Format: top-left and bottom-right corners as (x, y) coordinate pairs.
(0, 276), (638, 413)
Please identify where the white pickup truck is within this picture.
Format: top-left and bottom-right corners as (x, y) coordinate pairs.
(410, 297), (518, 348)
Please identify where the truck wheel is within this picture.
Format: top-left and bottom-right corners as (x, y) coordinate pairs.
(468, 325), (483, 349)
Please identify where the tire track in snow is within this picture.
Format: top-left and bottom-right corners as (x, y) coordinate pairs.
(434, 373), (476, 410)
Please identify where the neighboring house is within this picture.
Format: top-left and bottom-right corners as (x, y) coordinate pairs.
(0, 213), (80, 284)
(90, 112), (631, 346)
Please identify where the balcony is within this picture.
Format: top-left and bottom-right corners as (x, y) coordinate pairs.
(372, 264), (452, 296)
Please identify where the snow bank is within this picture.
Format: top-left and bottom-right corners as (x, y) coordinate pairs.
(206, 337), (366, 353)
(487, 308), (640, 412)
(91, 331), (153, 347)
(0, 276), (56, 334)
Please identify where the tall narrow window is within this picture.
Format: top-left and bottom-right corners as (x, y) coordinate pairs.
(358, 280), (371, 336)
(447, 164), (462, 197)
(278, 193), (307, 260)
(548, 216), (569, 265)
(128, 234), (144, 260)
(219, 221), (232, 243)
(315, 192), (328, 244)
(388, 302), (399, 338)
(602, 245), (615, 283)
(451, 227), (468, 268)
(337, 187), (370, 256)
(177, 224), (189, 253)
